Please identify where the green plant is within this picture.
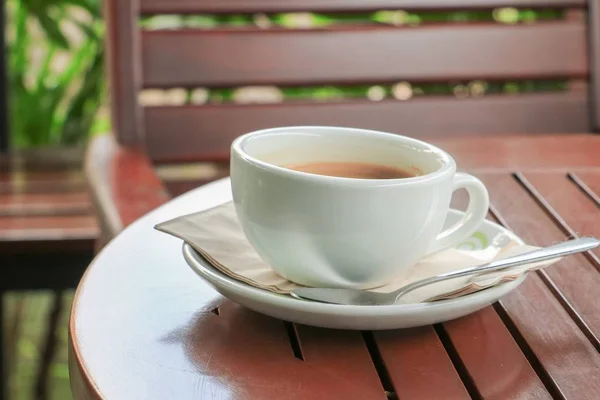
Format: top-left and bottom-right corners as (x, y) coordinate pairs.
(7, 0), (105, 147)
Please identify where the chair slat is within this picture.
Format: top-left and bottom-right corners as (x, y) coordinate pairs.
(140, 0), (586, 15)
(142, 22), (586, 88)
(0, 215), (98, 244)
(0, 192), (92, 217)
(145, 92), (589, 162)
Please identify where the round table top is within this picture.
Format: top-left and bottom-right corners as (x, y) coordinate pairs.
(70, 136), (600, 400)
(69, 179), (390, 400)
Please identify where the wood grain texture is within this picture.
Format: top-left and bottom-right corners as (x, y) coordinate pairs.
(479, 173), (600, 399)
(180, 302), (387, 399)
(375, 327), (470, 399)
(145, 94), (589, 162)
(142, 22), (587, 88)
(0, 168), (86, 198)
(69, 271), (387, 398)
(0, 215), (98, 241)
(70, 136), (600, 400)
(434, 134), (600, 171)
(0, 146), (83, 170)
(0, 170), (84, 182)
(156, 162), (230, 196)
(105, 0), (143, 146)
(292, 326), (387, 399)
(483, 173), (600, 346)
(139, 0), (586, 14)
(495, 273), (600, 399)
(0, 192), (92, 217)
(570, 171), (600, 203)
(165, 178), (227, 197)
(0, 152), (98, 253)
(521, 172), (600, 260)
(85, 135), (169, 239)
(442, 308), (552, 400)
(0, 178), (86, 195)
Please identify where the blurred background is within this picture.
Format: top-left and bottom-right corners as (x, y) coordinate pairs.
(1, 2), (565, 399)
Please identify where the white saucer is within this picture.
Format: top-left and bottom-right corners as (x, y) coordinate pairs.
(183, 209), (526, 330)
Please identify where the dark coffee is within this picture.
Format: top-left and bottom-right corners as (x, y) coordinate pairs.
(284, 161), (416, 179)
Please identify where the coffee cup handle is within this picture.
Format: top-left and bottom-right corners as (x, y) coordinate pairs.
(427, 172), (490, 255)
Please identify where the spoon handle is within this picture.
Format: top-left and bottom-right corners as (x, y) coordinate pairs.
(394, 236), (600, 302)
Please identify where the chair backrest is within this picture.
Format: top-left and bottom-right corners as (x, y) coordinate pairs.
(105, 0), (600, 167)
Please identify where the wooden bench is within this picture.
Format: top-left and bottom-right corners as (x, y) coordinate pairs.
(0, 148), (98, 399)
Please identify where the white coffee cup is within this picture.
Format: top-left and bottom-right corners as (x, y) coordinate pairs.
(230, 126), (489, 289)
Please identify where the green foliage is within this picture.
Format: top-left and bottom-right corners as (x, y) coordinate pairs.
(7, 0), (105, 148)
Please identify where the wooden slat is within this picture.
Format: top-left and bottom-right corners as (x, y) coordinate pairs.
(105, 0), (144, 146)
(0, 151), (97, 258)
(495, 271), (600, 399)
(164, 180), (217, 197)
(438, 205), (551, 398)
(375, 327), (470, 399)
(570, 171), (600, 203)
(140, 0), (586, 15)
(0, 215), (98, 242)
(0, 154), (98, 250)
(0, 192), (92, 217)
(0, 170), (84, 182)
(4, 192), (89, 207)
(437, 134), (600, 172)
(0, 148), (83, 171)
(476, 172), (600, 398)
(169, 301), (387, 399)
(293, 326), (387, 399)
(483, 173), (600, 346)
(145, 92), (589, 162)
(0, 179), (86, 195)
(0, 170), (86, 195)
(156, 162), (230, 196)
(442, 308), (552, 399)
(521, 172), (600, 260)
(142, 22), (587, 88)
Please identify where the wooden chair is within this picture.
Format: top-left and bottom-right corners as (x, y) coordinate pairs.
(88, 0), (600, 241)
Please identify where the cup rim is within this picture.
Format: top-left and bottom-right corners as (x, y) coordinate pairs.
(231, 126), (456, 185)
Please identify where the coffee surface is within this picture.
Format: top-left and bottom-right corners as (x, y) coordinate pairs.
(284, 161), (415, 179)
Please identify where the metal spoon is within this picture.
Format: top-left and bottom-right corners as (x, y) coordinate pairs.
(291, 236), (600, 306)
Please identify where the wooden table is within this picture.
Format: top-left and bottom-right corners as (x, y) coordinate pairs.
(70, 134), (600, 400)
